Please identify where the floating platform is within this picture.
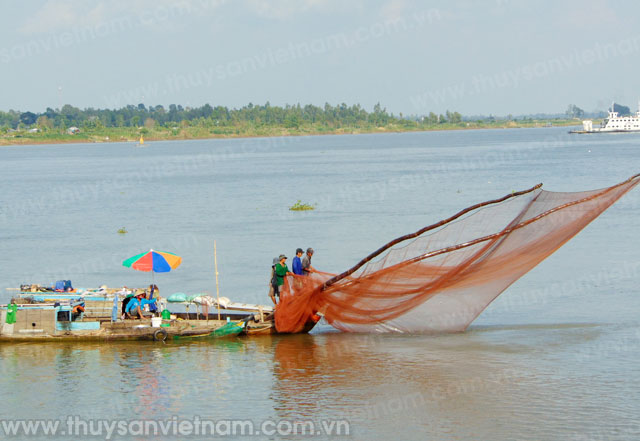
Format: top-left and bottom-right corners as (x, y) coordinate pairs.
(0, 295), (315, 342)
(0, 304), (244, 342)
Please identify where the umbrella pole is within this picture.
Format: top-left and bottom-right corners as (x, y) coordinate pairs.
(214, 240), (221, 321)
(151, 271), (155, 317)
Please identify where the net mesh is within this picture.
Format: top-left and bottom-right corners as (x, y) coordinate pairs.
(275, 174), (639, 333)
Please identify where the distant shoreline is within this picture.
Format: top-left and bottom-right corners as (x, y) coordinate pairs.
(0, 120), (581, 147)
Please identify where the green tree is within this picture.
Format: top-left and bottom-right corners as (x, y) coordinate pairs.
(444, 110), (462, 123)
(284, 113), (300, 129)
(36, 115), (53, 130)
(0, 101), (467, 137)
(20, 111), (37, 125)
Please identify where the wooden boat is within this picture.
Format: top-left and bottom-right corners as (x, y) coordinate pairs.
(161, 310), (319, 335)
(4, 285), (318, 340)
(173, 321), (245, 340)
(241, 312), (320, 335)
(0, 302), (245, 342)
(244, 320), (276, 335)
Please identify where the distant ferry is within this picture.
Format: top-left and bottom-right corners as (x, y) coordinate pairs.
(571, 102), (640, 133)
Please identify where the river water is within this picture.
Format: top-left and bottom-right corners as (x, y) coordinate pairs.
(0, 128), (639, 440)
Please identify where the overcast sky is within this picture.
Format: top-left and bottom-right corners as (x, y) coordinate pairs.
(2, 0), (640, 115)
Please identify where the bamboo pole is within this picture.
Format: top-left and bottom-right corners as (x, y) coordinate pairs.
(321, 173), (640, 292)
(214, 240), (221, 321)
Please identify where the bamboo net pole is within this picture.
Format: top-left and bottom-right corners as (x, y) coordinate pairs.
(214, 240), (221, 321)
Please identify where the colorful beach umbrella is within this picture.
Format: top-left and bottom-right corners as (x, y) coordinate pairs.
(122, 249), (182, 273)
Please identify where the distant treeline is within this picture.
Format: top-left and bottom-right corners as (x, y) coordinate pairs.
(0, 102), (464, 131)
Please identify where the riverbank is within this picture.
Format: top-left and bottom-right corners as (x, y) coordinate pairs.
(0, 119), (580, 146)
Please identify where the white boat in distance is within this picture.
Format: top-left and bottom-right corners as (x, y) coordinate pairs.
(571, 102), (640, 133)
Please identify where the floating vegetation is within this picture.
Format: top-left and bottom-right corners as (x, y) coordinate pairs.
(289, 200), (316, 211)
(117, 227), (128, 234)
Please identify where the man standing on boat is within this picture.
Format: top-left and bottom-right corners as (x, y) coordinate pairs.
(273, 254), (294, 304)
(302, 248), (316, 275)
(268, 257), (279, 305)
(292, 248), (304, 275)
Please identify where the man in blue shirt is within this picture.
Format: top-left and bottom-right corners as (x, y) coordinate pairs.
(125, 293), (144, 319)
(126, 292), (156, 319)
(292, 248), (304, 275)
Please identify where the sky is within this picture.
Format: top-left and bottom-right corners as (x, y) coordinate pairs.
(2, 0), (640, 116)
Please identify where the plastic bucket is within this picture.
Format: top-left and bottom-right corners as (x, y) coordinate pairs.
(151, 317), (162, 328)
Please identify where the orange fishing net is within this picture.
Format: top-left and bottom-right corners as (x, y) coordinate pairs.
(275, 174), (640, 333)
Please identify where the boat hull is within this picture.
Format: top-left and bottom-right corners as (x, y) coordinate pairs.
(241, 318), (318, 335)
(0, 313), (240, 342)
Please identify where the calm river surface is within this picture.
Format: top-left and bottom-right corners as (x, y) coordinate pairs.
(1, 128), (639, 440)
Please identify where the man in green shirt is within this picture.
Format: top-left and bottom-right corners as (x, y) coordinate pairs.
(273, 254), (293, 304)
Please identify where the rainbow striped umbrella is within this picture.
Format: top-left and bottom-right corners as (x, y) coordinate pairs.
(122, 249), (182, 273)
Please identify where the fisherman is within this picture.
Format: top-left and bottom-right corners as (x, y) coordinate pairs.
(125, 292), (146, 319)
(268, 257), (279, 305)
(273, 254), (294, 304)
(126, 292), (157, 319)
(292, 248), (304, 275)
(301, 248), (316, 275)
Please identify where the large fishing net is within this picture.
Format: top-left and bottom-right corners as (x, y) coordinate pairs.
(275, 174), (639, 333)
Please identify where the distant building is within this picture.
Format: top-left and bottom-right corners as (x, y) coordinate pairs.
(67, 127), (80, 134)
(28, 128), (40, 133)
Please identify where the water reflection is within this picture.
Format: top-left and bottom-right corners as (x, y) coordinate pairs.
(268, 328), (623, 440)
(0, 321), (637, 440)
(270, 332), (527, 427)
